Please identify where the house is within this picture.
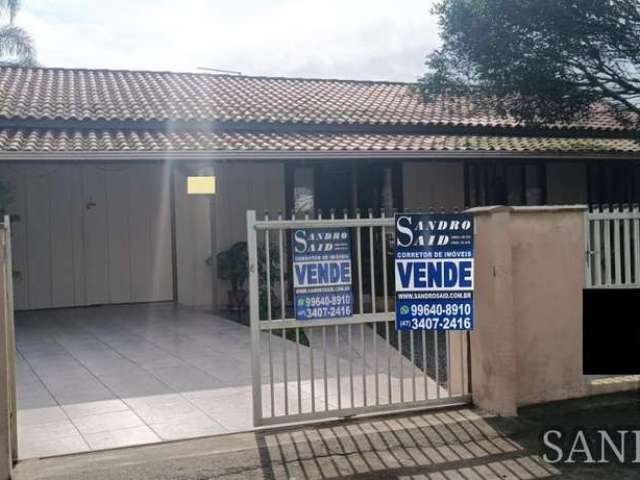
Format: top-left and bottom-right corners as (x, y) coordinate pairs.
(0, 66), (637, 311)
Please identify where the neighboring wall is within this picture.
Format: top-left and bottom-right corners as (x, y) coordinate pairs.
(546, 162), (587, 204)
(213, 162), (285, 306)
(470, 206), (640, 416)
(403, 161), (465, 210)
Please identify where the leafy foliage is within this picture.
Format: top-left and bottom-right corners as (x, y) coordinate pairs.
(215, 241), (285, 317)
(419, 0), (640, 125)
(0, 0), (36, 66)
(257, 242), (285, 319)
(216, 241), (249, 292)
(0, 0), (22, 23)
(0, 25), (35, 66)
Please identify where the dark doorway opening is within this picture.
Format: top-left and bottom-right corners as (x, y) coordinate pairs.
(316, 164), (354, 213)
(286, 161), (402, 216)
(285, 161), (402, 312)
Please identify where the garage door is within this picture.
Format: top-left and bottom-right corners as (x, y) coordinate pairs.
(0, 163), (174, 310)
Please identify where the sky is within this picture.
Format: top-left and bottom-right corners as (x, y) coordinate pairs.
(18, 0), (440, 82)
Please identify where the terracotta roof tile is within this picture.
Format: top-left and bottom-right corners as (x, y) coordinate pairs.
(0, 67), (630, 131)
(0, 128), (637, 153)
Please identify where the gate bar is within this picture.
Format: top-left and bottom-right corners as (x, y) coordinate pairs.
(255, 217), (395, 229)
(247, 210), (262, 425)
(256, 396), (472, 428)
(2, 216), (16, 464)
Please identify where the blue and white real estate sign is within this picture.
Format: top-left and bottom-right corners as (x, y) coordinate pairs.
(394, 213), (474, 331)
(293, 228), (353, 320)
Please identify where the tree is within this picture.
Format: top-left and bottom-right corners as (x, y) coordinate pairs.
(0, 0), (36, 66)
(419, 0), (640, 126)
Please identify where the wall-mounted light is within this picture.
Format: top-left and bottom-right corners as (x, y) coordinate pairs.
(187, 176), (216, 195)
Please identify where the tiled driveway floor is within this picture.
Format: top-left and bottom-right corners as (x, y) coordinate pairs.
(16, 303), (441, 458)
(17, 304), (259, 458)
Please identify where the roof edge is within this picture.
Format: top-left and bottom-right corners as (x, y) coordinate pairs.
(0, 150), (638, 162)
(0, 65), (415, 86)
(0, 119), (636, 139)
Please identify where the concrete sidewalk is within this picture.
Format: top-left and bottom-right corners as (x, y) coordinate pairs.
(13, 406), (556, 480)
(14, 392), (640, 479)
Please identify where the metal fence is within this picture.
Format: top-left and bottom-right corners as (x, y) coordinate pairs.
(247, 209), (471, 427)
(585, 205), (640, 288)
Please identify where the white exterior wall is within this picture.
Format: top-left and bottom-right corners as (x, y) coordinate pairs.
(403, 161), (465, 210)
(0, 160), (285, 311)
(0, 163), (174, 310)
(213, 162), (285, 305)
(546, 162), (587, 204)
(173, 164), (215, 307)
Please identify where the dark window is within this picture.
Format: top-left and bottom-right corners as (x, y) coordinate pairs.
(286, 162), (403, 216)
(356, 164), (402, 214)
(525, 164), (544, 205)
(587, 161), (640, 206)
(506, 165), (524, 205)
(465, 161), (545, 207)
(293, 167), (314, 215)
(316, 164), (353, 213)
(465, 162), (491, 206)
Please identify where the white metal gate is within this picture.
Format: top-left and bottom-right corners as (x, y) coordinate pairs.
(247, 210), (471, 427)
(585, 205), (640, 288)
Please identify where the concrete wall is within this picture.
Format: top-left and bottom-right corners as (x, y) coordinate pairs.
(511, 208), (586, 404)
(546, 162), (587, 204)
(469, 207), (519, 415)
(470, 205), (640, 416)
(213, 162), (285, 306)
(403, 162), (465, 210)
